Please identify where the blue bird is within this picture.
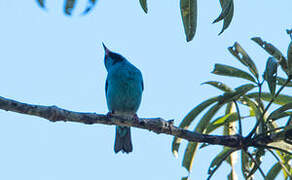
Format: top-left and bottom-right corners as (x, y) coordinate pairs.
(103, 43), (143, 153)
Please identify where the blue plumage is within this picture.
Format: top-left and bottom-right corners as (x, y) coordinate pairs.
(103, 43), (143, 153)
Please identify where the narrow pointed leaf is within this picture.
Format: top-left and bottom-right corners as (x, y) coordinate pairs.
(212, 64), (257, 83)
(276, 150), (292, 178)
(201, 81), (233, 92)
(182, 103), (223, 172)
(139, 0), (148, 13)
(269, 103), (292, 121)
(266, 163), (282, 180)
(228, 42), (259, 79)
(214, 0), (234, 35)
(241, 150), (252, 179)
(82, 0), (98, 15)
(251, 37), (288, 74)
(264, 57), (278, 95)
(180, 0), (197, 42)
(288, 41), (292, 76)
(277, 77), (292, 87)
(218, 84), (256, 104)
(205, 113), (238, 134)
(36, 0), (45, 9)
(269, 111), (292, 121)
(247, 92), (292, 105)
(172, 96), (219, 157)
(207, 148), (235, 179)
(64, 0), (76, 15)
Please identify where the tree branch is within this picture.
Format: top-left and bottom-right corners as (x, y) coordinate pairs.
(0, 96), (243, 148)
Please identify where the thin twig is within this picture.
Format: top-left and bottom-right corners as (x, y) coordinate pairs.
(244, 150), (266, 179)
(247, 77), (291, 139)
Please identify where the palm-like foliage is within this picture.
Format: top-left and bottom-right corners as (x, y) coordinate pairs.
(172, 31), (292, 179)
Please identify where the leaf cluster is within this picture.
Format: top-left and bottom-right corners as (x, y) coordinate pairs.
(172, 31), (292, 179)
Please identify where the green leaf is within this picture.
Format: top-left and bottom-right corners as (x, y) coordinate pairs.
(269, 103), (292, 121)
(251, 37), (288, 75)
(205, 113), (238, 134)
(82, 0), (98, 15)
(247, 92), (292, 105)
(218, 84), (256, 104)
(228, 42), (259, 79)
(139, 0), (148, 13)
(180, 0), (197, 42)
(241, 150), (252, 179)
(277, 77), (292, 87)
(266, 163), (282, 180)
(172, 96), (219, 157)
(36, 0), (45, 9)
(201, 81), (233, 92)
(64, 0), (76, 15)
(264, 57), (278, 95)
(212, 64), (257, 83)
(207, 148), (235, 179)
(213, 0), (234, 35)
(288, 41), (292, 76)
(182, 103), (223, 172)
(276, 150), (292, 179)
(182, 177), (189, 180)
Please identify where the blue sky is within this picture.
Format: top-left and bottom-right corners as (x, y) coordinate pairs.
(0, 0), (291, 179)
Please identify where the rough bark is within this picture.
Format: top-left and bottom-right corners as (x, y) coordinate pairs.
(0, 96), (244, 148)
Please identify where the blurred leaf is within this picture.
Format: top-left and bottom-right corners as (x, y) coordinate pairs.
(268, 103), (292, 121)
(182, 177), (189, 180)
(201, 81), (233, 92)
(207, 148), (235, 179)
(277, 77), (292, 87)
(82, 0), (98, 15)
(251, 37), (288, 74)
(266, 162), (282, 180)
(246, 92), (292, 105)
(276, 150), (292, 179)
(64, 0), (76, 15)
(172, 96), (219, 157)
(139, 0), (148, 13)
(269, 111), (292, 121)
(264, 57), (278, 95)
(180, 0), (197, 42)
(182, 103), (223, 172)
(241, 150), (252, 179)
(212, 64), (257, 83)
(36, 0), (45, 9)
(246, 148), (264, 179)
(213, 0), (234, 35)
(288, 41), (292, 76)
(228, 42), (259, 79)
(218, 84), (256, 104)
(205, 113), (237, 134)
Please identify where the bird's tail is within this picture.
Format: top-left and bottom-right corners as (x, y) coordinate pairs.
(114, 126), (133, 153)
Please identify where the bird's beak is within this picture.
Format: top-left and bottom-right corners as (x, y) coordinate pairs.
(102, 42), (110, 56)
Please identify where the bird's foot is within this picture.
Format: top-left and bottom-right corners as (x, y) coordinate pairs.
(133, 114), (146, 125)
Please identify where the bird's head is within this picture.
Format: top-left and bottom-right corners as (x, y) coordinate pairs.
(103, 43), (126, 71)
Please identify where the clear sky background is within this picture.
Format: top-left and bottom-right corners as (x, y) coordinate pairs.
(0, 0), (291, 179)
